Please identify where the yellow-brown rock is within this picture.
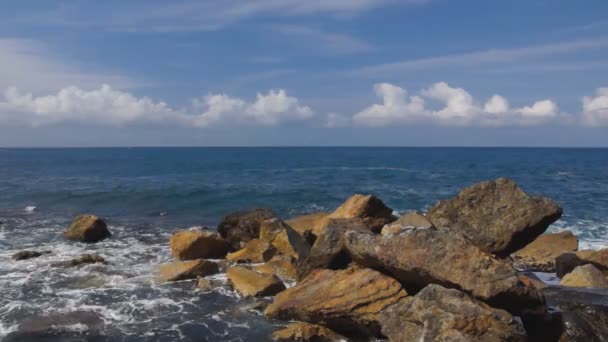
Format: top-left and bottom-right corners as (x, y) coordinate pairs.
(560, 264), (608, 288)
(170, 229), (231, 260)
(158, 259), (219, 282)
(226, 239), (277, 263)
(556, 248), (608, 278)
(325, 194), (395, 233)
(64, 215), (111, 243)
(227, 266), (286, 297)
(511, 231), (578, 272)
(255, 255), (298, 281)
(259, 218), (310, 260)
(286, 212), (330, 237)
(271, 322), (345, 341)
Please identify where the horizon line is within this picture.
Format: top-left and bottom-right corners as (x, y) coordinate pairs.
(2, 145), (608, 149)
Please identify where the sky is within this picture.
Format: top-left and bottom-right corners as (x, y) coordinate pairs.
(0, 0), (607, 147)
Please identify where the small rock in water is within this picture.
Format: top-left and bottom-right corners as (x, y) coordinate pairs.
(64, 214), (111, 243)
(10, 310), (104, 339)
(11, 250), (52, 261)
(272, 322), (345, 341)
(195, 277), (221, 292)
(53, 254), (106, 267)
(158, 259), (220, 282)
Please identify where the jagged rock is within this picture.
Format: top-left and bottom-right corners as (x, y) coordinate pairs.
(259, 218), (310, 260)
(64, 215), (111, 243)
(256, 255), (298, 281)
(226, 239), (277, 263)
(169, 229), (231, 260)
(217, 208), (276, 249)
(381, 211), (433, 235)
(556, 249), (608, 278)
(53, 254), (105, 267)
(380, 284), (527, 342)
(286, 212), (330, 237)
(265, 267), (407, 338)
(560, 264), (608, 288)
(158, 259), (219, 282)
(296, 218), (368, 280)
(345, 228), (542, 313)
(427, 178), (563, 256)
(272, 322), (345, 341)
(226, 266), (286, 297)
(325, 194), (395, 233)
(11, 250), (51, 261)
(511, 231), (578, 272)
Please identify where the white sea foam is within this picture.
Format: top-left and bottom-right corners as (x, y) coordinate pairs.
(24, 206), (37, 213)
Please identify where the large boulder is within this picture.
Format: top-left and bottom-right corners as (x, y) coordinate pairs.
(427, 178), (563, 257)
(511, 231), (578, 272)
(259, 218), (310, 260)
(64, 215), (111, 243)
(158, 259), (219, 282)
(560, 264), (608, 288)
(271, 322), (345, 342)
(380, 284), (527, 342)
(170, 229), (231, 260)
(345, 228), (542, 313)
(556, 249), (608, 278)
(217, 208), (276, 249)
(265, 267), (407, 338)
(381, 211), (433, 235)
(226, 239), (277, 263)
(226, 266), (286, 297)
(286, 212), (330, 237)
(326, 194), (395, 233)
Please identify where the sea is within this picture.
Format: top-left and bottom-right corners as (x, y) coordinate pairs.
(1, 147), (607, 341)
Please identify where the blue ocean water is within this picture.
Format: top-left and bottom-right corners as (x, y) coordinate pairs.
(1, 147), (607, 340)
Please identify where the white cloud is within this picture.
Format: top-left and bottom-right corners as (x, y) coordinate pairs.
(274, 25), (372, 54)
(0, 85), (314, 127)
(582, 88), (608, 126)
(353, 82), (562, 127)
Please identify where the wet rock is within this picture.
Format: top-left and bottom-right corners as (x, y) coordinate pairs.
(227, 266), (286, 297)
(345, 228), (542, 314)
(286, 212), (330, 238)
(381, 211), (433, 235)
(259, 218), (310, 260)
(560, 264), (608, 288)
(272, 322), (345, 342)
(170, 229), (231, 260)
(380, 284), (527, 342)
(518, 272), (549, 290)
(64, 214), (111, 243)
(11, 250), (51, 261)
(427, 178), (563, 257)
(511, 231), (578, 272)
(53, 254), (105, 267)
(11, 311), (104, 339)
(255, 255), (298, 281)
(265, 267), (407, 338)
(556, 249), (608, 278)
(226, 239), (278, 263)
(158, 259), (219, 282)
(195, 277), (221, 291)
(217, 208), (276, 249)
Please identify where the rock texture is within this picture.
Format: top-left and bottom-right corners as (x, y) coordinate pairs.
(381, 211), (433, 235)
(265, 267), (407, 337)
(427, 178), (563, 256)
(380, 284), (527, 342)
(511, 231), (578, 272)
(345, 228), (541, 313)
(64, 215), (111, 243)
(170, 229), (231, 260)
(227, 266), (286, 297)
(259, 218), (310, 260)
(556, 249), (608, 278)
(326, 194), (395, 233)
(286, 212), (330, 237)
(256, 255), (298, 281)
(271, 322), (345, 342)
(12, 250), (51, 261)
(217, 209), (276, 249)
(158, 259), (219, 282)
(226, 239), (277, 263)
(560, 264), (608, 288)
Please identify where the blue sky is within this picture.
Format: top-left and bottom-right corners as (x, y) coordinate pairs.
(0, 0), (607, 146)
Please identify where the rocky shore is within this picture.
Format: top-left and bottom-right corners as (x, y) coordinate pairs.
(11, 178), (608, 341)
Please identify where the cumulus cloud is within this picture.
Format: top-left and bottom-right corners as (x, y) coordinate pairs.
(582, 88), (608, 126)
(353, 82), (561, 127)
(0, 85), (313, 127)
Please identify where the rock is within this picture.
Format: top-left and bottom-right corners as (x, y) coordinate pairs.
(381, 211), (433, 235)
(326, 194), (395, 233)
(296, 218), (369, 280)
(256, 255), (298, 281)
(226, 239), (277, 263)
(286, 212), (330, 237)
(195, 277), (221, 291)
(217, 208), (276, 249)
(53, 254), (105, 267)
(560, 264), (608, 288)
(380, 284), (527, 342)
(226, 266), (286, 297)
(265, 267), (407, 338)
(64, 214), (111, 243)
(518, 272), (548, 290)
(272, 322), (345, 342)
(345, 228), (542, 314)
(259, 218), (310, 260)
(556, 249), (608, 278)
(427, 178), (563, 257)
(511, 231), (578, 272)
(158, 259), (219, 282)
(11, 311), (104, 339)
(169, 229), (231, 260)
(11, 250), (51, 261)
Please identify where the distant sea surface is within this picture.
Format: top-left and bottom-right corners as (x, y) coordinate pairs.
(1, 147), (607, 340)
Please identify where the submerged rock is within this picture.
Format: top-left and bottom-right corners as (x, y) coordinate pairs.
(170, 229), (231, 260)
(265, 267), (407, 338)
(556, 249), (608, 278)
(560, 264), (608, 288)
(158, 259), (219, 282)
(271, 322), (345, 342)
(217, 208), (276, 249)
(11, 311), (104, 339)
(227, 266), (286, 297)
(64, 215), (111, 243)
(53, 254), (105, 267)
(259, 218), (310, 260)
(427, 178), (562, 257)
(11, 250), (51, 261)
(380, 284), (527, 342)
(380, 211), (433, 235)
(195, 277), (221, 292)
(226, 239), (277, 263)
(511, 231), (578, 272)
